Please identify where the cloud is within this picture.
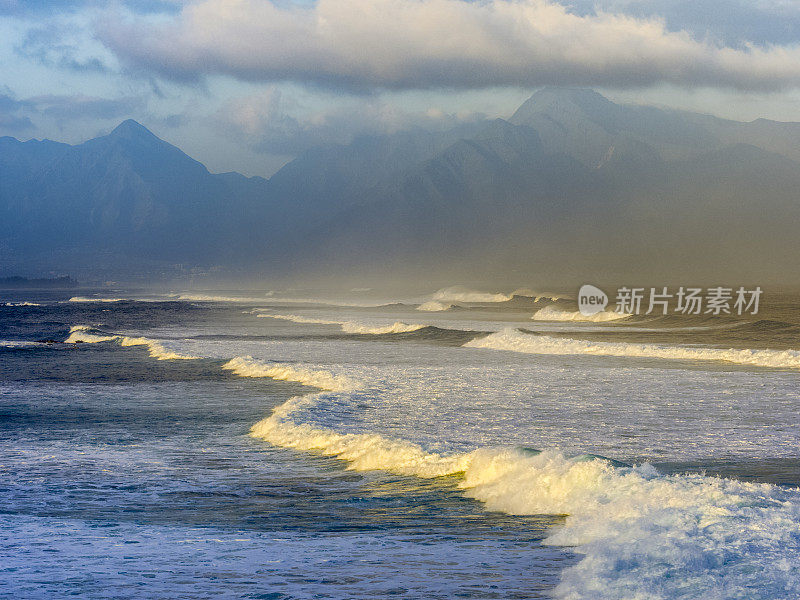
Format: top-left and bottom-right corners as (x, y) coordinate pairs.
(0, 92), (34, 134)
(11, 92), (140, 121)
(16, 23), (110, 72)
(0, 0), (183, 16)
(96, 0), (800, 92)
(216, 87), (485, 155)
(23, 94), (145, 121)
(565, 0), (800, 47)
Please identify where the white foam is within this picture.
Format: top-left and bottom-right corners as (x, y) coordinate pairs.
(464, 327), (800, 369)
(222, 356), (360, 392)
(68, 296), (128, 303)
(262, 297), (382, 307)
(172, 294), (272, 303)
(64, 326), (198, 360)
(340, 321), (425, 334)
(250, 393), (471, 477)
(3, 301), (41, 307)
(432, 286), (512, 303)
(256, 313), (425, 335)
(64, 312), (800, 597)
(0, 340), (40, 347)
(256, 313), (341, 325)
(458, 448), (800, 599)
(176, 292), (378, 307)
(417, 300), (454, 312)
(244, 376), (800, 598)
(532, 305), (631, 322)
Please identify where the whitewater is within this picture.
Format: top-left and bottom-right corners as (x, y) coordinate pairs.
(51, 295), (800, 600)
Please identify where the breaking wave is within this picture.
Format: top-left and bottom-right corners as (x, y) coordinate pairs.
(3, 301), (42, 307)
(242, 369), (800, 599)
(64, 325), (199, 360)
(432, 286), (513, 303)
(68, 296), (129, 303)
(171, 294), (272, 303)
(250, 392), (470, 477)
(255, 313), (426, 335)
(222, 356), (360, 392)
(59, 319), (800, 598)
(532, 305), (631, 322)
(0, 340), (41, 348)
(459, 447), (800, 599)
(417, 300), (455, 312)
(464, 327), (800, 369)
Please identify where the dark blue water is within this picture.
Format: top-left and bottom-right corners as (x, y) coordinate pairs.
(0, 292), (573, 599)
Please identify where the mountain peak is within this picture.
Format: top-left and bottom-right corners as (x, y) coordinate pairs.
(510, 87), (618, 126)
(109, 119), (158, 141)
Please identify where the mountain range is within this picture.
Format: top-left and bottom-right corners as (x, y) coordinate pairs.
(2, 88), (800, 285)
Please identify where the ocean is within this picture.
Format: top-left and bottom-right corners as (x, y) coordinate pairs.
(2, 288), (800, 599)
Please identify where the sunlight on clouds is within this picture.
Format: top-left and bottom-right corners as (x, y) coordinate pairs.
(97, 0), (800, 91)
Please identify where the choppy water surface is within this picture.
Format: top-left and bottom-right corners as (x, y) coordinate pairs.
(2, 289), (800, 599)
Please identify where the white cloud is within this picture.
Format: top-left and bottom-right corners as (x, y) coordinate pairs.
(97, 0), (800, 91)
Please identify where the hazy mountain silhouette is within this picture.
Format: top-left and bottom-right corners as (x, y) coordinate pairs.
(3, 89), (800, 284)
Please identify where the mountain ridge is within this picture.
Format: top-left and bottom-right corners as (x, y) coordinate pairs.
(3, 88), (800, 284)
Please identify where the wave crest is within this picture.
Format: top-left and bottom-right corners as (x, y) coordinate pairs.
(464, 328), (800, 369)
(432, 286), (512, 303)
(222, 356), (359, 392)
(256, 313), (425, 335)
(532, 305), (631, 322)
(459, 447), (800, 599)
(417, 300), (454, 312)
(64, 326), (198, 360)
(68, 296), (128, 303)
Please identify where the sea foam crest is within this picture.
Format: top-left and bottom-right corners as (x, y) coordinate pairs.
(246, 381), (800, 598)
(172, 294), (272, 303)
(68, 296), (128, 303)
(0, 340), (40, 347)
(256, 313), (425, 335)
(532, 305), (631, 322)
(250, 393), (471, 477)
(64, 319), (800, 597)
(465, 327), (800, 369)
(417, 300), (454, 312)
(459, 447), (800, 599)
(432, 286), (512, 303)
(64, 326), (198, 360)
(222, 356), (359, 392)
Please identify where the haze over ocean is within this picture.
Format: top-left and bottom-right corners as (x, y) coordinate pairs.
(5, 0), (800, 598)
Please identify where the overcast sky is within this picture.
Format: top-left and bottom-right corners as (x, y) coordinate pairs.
(3, 0), (800, 177)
